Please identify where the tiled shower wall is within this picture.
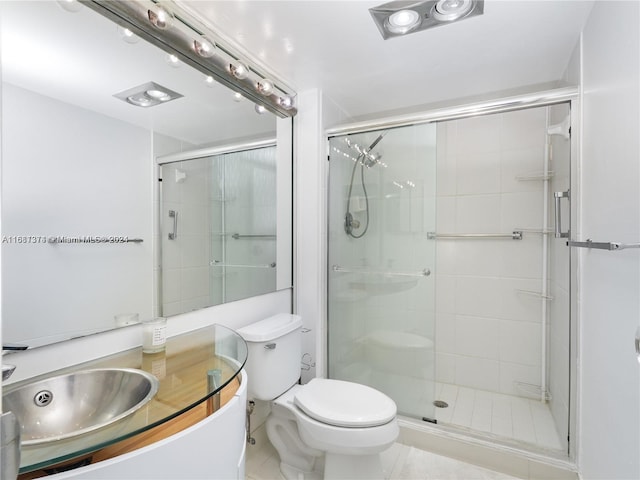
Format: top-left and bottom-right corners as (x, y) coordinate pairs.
(160, 158), (213, 316)
(435, 107), (549, 398)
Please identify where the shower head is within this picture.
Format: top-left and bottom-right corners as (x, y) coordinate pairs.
(345, 131), (387, 167)
(368, 131), (386, 150)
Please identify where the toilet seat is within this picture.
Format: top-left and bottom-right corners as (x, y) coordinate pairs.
(294, 378), (396, 428)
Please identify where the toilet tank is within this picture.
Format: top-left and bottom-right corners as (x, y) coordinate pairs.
(236, 313), (302, 401)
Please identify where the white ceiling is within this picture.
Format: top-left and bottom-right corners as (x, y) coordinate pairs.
(182, 0), (595, 119)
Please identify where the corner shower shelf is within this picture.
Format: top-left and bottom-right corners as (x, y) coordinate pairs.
(515, 171), (555, 181)
(516, 289), (554, 301)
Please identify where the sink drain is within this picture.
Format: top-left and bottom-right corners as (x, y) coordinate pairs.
(433, 400), (449, 408)
(34, 390), (53, 407)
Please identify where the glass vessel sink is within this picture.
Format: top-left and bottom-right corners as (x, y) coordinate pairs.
(2, 368), (159, 446)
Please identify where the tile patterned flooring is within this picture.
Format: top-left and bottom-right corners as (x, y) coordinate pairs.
(433, 383), (563, 452)
(246, 438), (521, 480)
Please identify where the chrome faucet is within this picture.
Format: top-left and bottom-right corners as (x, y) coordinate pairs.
(2, 344), (27, 381)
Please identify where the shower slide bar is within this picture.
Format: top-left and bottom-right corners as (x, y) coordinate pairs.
(332, 265), (431, 277)
(427, 231), (523, 240)
(568, 240), (640, 251)
(210, 261), (276, 268)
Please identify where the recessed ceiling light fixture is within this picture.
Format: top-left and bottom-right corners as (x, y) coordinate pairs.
(369, 0), (484, 40)
(385, 9), (421, 35)
(114, 81), (183, 108)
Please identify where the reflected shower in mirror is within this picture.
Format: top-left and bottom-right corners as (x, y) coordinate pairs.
(159, 142), (278, 315)
(1, 0), (292, 348)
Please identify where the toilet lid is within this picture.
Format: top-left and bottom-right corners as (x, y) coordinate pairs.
(294, 379), (396, 428)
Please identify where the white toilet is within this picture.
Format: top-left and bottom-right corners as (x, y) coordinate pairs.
(237, 313), (399, 480)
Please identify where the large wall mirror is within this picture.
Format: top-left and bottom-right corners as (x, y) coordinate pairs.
(1, 0), (293, 348)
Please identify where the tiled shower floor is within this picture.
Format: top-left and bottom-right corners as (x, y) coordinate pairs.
(433, 382), (564, 452)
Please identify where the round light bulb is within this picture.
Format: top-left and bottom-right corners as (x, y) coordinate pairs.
(255, 104), (267, 114)
(233, 92), (243, 102)
(229, 62), (249, 80)
(256, 79), (274, 96)
(57, 0), (82, 12)
(166, 53), (180, 68)
(205, 76), (216, 87)
(193, 36), (216, 58)
(118, 26), (140, 44)
(148, 7), (173, 29)
(385, 9), (421, 34)
(278, 95), (294, 110)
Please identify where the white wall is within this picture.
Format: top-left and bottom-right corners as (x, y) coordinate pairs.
(578, 1), (640, 478)
(293, 89), (354, 382)
(2, 84), (154, 346)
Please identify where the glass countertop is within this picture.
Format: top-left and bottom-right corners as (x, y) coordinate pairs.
(4, 324), (247, 474)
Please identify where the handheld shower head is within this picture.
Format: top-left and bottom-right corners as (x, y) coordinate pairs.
(343, 130), (389, 238)
(367, 131), (386, 150)
(345, 131), (387, 168)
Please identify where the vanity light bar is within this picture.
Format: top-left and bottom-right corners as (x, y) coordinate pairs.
(80, 0), (297, 118)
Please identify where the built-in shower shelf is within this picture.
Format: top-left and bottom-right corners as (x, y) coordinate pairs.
(516, 289), (553, 301)
(515, 172), (555, 181)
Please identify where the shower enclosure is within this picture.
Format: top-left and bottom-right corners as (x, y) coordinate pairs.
(327, 99), (573, 456)
(159, 143), (277, 315)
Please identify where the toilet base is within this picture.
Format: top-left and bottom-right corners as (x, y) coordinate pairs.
(280, 461), (323, 480)
(324, 453), (384, 480)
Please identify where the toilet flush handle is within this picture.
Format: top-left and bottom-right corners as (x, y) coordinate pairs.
(264, 343), (276, 350)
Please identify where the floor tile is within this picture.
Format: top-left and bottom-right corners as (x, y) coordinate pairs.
(246, 440), (522, 480)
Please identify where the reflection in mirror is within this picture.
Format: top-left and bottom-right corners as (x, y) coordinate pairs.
(1, 1), (292, 348)
(159, 141), (277, 316)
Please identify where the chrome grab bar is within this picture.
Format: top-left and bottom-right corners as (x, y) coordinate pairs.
(554, 190), (570, 238)
(210, 261), (276, 268)
(331, 265), (430, 277)
(568, 240), (640, 251)
(427, 231), (523, 240)
(168, 210), (178, 240)
(231, 233), (276, 240)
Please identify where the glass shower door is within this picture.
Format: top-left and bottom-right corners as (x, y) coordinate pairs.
(327, 123), (437, 420)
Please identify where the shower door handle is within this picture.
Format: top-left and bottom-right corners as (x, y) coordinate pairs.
(168, 210), (178, 240)
(554, 190), (570, 239)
